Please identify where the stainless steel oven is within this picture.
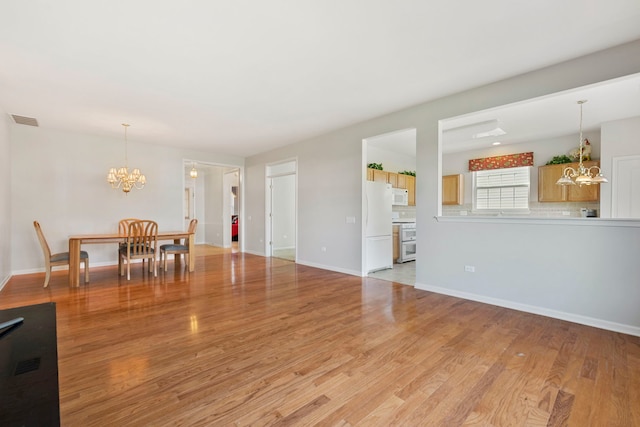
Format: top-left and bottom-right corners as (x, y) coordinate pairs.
(397, 222), (416, 263)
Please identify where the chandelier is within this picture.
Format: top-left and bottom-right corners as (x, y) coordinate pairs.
(556, 100), (608, 186)
(107, 124), (146, 193)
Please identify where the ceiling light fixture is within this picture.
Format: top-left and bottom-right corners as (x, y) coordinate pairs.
(107, 124), (146, 193)
(556, 100), (608, 186)
(190, 162), (198, 179)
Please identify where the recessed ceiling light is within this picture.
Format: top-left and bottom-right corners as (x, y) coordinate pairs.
(492, 142), (501, 146)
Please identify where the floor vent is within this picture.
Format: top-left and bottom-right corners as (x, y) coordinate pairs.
(14, 357), (41, 375)
(10, 114), (39, 127)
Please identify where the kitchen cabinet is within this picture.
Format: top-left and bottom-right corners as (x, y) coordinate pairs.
(442, 174), (463, 205)
(372, 169), (388, 183)
(396, 173), (407, 189)
(367, 169), (415, 206)
(538, 161), (600, 202)
(392, 225), (400, 263)
(406, 175), (416, 206)
(387, 172), (398, 188)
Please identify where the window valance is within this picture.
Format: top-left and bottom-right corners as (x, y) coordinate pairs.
(469, 152), (534, 172)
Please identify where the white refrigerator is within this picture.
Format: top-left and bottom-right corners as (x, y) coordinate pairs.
(365, 181), (393, 273)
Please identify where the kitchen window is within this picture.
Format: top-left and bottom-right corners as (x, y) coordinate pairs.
(472, 166), (531, 213)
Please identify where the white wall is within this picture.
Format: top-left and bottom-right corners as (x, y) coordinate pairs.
(0, 115), (11, 290)
(10, 125), (243, 273)
(245, 40), (640, 335)
(367, 145), (416, 174)
(246, 131), (364, 274)
(204, 168), (224, 246)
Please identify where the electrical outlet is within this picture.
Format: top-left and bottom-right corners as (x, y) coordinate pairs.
(464, 265), (475, 273)
(321, 246), (327, 252)
(562, 211), (570, 216)
(346, 216), (356, 224)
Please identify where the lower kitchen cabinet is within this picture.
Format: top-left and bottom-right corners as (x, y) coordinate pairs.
(392, 225), (399, 262)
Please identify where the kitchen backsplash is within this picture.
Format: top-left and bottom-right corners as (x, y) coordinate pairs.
(442, 201), (600, 218)
(393, 205), (416, 218)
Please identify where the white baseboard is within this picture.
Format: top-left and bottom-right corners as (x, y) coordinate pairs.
(244, 249), (265, 257)
(415, 281), (640, 337)
(11, 260), (148, 277)
(0, 274), (10, 292)
(295, 259), (361, 277)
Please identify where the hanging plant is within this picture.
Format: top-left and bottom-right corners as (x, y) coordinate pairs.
(545, 155), (573, 165)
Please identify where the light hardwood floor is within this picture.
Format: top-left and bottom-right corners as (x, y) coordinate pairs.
(1, 250), (639, 426)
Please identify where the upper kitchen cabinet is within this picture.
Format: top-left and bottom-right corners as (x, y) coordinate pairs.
(396, 173), (407, 189)
(538, 161), (600, 202)
(406, 175), (416, 206)
(373, 169), (388, 183)
(367, 168), (416, 206)
(442, 174), (464, 205)
(387, 172), (398, 188)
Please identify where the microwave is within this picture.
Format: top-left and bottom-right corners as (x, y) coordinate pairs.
(392, 188), (409, 206)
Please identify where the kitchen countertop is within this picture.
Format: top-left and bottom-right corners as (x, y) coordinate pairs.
(392, 218), (416, 224)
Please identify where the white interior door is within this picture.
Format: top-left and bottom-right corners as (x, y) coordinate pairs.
(269, 175), (296, 261)
(612, 155), (640, 218)
(266, 160), (296, 261)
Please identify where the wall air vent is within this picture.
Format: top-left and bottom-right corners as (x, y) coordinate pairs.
(10, 114), (39, 127)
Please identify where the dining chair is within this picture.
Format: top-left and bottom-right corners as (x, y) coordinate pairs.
(34, 220), (89, 287)
(118, 219), (158, 280)
(118, 218), (140, 246)
(159, 219), (198, 272)
(118, 218), (140, 236)
(118, 217), (141, 262)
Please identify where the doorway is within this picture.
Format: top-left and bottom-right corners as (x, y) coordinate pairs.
(185, 160), (242, 251)
(363, 128), (417, 286)
(266, 160), (296, 261)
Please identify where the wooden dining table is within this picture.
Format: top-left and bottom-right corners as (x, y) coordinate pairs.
(68, 231), (195, 287)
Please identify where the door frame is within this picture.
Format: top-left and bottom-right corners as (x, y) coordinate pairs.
(265, 159), (297, 259)
(184, 159), (244, 251)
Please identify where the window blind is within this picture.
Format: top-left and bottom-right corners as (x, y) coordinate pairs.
(473, 166), (530, 210)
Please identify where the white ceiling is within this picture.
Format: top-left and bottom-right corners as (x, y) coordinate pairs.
(442, 73), (640, 153)
(2, 1), (640, 157)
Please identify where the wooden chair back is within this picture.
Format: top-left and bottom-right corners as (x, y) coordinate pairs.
(125, 220), (158, 256)
(33, 220), (52, 261)
(119, 218), (140, 235)
(34, 220), (90, 286)
(187, 218), (198, 236)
